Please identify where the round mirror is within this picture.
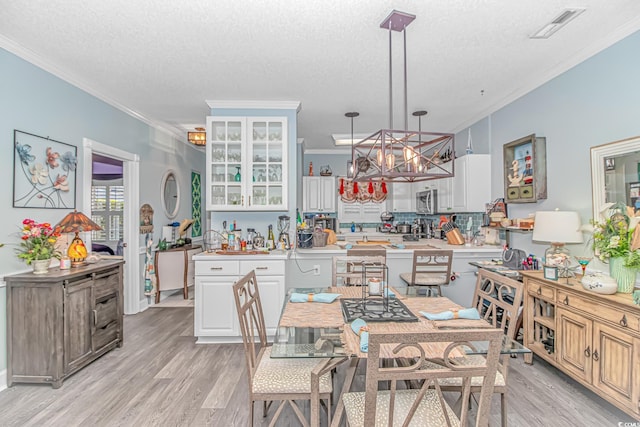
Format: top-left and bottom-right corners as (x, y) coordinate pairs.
(161, 170), (180, 219)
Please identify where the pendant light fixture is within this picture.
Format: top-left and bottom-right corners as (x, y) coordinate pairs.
(351, 10), (455, 183)
(345, 112), (359, 179)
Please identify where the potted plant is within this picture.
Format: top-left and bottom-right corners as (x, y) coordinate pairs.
(591, 202), (640, 293)
(16, 219), (61, 273)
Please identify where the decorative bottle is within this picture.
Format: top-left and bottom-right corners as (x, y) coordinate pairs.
(267, 225), (275, 250)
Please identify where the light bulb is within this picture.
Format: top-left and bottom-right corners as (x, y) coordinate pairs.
(385, 153), (395, 170)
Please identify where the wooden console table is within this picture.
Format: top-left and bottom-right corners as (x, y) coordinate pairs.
(4, 260), (124, 388)
(522, 271), (640, 419)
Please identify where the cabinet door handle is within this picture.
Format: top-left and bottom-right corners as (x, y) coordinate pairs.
(593, 349), (599, 361)
(248, 196), (251, 206)
(537, 287), (542, 296)
(93, 309), (98, 326)
(241, 195), (244, 206)
(256, 266), (268, 270)
(210, 267), (223, 270)
(584, 346), (590, 358)
(563, 296), (569, 305)
(620, 314), (628, 327)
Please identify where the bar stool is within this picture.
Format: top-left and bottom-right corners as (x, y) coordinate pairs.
(399, 249), (453, 296)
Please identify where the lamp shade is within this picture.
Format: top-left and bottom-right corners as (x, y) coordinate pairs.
(532, 210), (583, 244)
(56, 210), (103, 233)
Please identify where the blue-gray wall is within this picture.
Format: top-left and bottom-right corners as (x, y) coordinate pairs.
(0, 48), (206, 374)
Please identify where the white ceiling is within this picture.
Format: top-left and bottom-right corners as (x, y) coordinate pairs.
(2, 1), (640, 150)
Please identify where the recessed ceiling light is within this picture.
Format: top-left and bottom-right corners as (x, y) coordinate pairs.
(332, 133), (373, 146)
(530, 8), (586, 39)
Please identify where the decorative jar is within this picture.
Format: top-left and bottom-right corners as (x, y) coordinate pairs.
(609, 256), (636, 293)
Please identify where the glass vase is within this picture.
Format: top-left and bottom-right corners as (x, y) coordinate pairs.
(609, 256), (636, 294)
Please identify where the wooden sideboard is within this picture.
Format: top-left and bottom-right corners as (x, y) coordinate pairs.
(522, 271), (640, 419)
(4, 260), (124, 388)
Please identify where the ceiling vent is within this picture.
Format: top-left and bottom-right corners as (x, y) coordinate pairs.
(530, 8), (586, 39)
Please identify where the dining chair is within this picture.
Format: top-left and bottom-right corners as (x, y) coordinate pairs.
(424, 269), (523, 426)
(346, 245), (386, 261)
(399, 249), (453, 296)
(232, 270), (333, 426)
(332, 255), (386, 287)
(341, 328), (503, 427)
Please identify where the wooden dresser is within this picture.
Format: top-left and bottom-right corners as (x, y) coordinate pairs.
(522, 271), (640, 419)
(4, 260), (124, 388)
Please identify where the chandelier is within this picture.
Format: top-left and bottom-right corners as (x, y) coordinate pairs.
(351, 10), (455, 183)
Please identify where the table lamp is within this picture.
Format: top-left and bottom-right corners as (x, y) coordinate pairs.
(55, 210), (103, 267)
(532, 210), (583, 278)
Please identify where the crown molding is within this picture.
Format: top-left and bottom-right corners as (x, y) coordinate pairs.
(206, 100), (301, 112)
(0, 34), (198, 148)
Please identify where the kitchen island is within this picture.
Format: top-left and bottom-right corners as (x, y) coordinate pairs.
(289, 239), (503, 307)
(192, 242), (502, 343)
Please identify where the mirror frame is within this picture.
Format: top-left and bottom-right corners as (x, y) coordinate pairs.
(591, 135), (640, 220)
(160, 169), (180, 219)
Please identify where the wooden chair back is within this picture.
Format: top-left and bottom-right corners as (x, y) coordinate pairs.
(472, 269), (524, 340)
(232, 270), (268, 380)
(364, 328), (503, 427)
(408, 249), (453, 286)
(331, 255), (386, 286)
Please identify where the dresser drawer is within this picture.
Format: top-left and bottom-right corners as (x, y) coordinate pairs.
(195, 260), (239, 276)
(93, 321), (119, 351)
(240, 260), (285, 276)
(94, 270), (120, 300)
(95, 294), (118, 329)
(527, 280), (555, 302)
(558, 290), (640, 332)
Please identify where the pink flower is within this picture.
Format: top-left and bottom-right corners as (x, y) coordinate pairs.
(46, 147), (60, 168)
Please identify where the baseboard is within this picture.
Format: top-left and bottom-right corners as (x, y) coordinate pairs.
(138, 297), (149, 312)
(0, 369), (7, 392)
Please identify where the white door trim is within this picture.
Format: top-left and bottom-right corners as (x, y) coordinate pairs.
(82, 138), (141, 314)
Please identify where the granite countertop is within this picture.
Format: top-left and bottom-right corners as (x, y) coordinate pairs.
(192, 250), (289, 260)
(295, 239), (503, 254)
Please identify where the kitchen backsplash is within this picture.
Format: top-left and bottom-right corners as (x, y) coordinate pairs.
(338, 212), (485, 233)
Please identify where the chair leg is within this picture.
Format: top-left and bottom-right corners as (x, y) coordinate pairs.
(501, 392), (507, 427)
(262, 401), (268, 418)
(249, 400), (254, 427)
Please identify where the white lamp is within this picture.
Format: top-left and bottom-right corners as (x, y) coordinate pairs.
(532, 210), (583, 278)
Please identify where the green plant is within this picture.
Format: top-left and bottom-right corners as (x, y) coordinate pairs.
(16, 219), (61, 264)
(591, 202), (640, 269)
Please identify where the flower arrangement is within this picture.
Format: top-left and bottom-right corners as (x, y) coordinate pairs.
(16, 219), (62, 264)
(591, 202), (640, 268)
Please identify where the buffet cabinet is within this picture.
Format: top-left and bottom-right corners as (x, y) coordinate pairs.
(522, 271), (640, 419)
(5, 260), (124, 388)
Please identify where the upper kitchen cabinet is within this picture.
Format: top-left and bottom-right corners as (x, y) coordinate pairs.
(503, 134), (547, 203)
(303, 176), (336, 213)
(389, 182), (417, 213)
(451, 154), (491, 212)
(206, 116), (288, 211)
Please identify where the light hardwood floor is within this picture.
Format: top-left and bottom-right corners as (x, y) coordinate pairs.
(0, 307), (635, 426)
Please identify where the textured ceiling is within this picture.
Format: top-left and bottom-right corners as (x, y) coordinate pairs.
(2, 1), (640, 150)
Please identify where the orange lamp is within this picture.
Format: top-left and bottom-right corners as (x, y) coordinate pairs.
(55, 210), (103, 267)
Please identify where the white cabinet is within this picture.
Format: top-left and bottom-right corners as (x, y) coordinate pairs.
(451, 154), (491, 212)
(206, 116), (288, 211)
(389, 182), (417, 213)
(303, 176), (336, 213)
(338, 199), (386, 223)
(194, 257), (285, 343)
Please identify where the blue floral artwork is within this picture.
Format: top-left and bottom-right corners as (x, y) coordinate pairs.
(13, 130), (77, 209)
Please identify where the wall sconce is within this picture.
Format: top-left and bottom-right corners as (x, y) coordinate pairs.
(188, 127), (206, 146)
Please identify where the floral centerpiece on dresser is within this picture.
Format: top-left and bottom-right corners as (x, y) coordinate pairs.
(16, 218), (61, 273)
(591, 202), (640, 293)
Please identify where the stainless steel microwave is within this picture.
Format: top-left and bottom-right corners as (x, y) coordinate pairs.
(416, 189), (437, 214)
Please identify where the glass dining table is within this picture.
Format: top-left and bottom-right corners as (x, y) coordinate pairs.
(270, 286), (531, 427)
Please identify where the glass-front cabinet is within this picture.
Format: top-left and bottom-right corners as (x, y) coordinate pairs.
(206, 116), (287, 211)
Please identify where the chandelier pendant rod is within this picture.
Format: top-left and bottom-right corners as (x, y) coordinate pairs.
(403, 26), (408, 132)
(388, 22), (393, 131)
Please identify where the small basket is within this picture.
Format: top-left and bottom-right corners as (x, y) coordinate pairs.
(312, 231), (329, 247)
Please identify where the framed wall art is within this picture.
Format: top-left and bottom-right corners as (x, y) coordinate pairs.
(503, 133), (547, 203)
(13, 130), (77, 209)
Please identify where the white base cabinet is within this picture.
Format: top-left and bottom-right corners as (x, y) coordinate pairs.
(194, 257), (285, 343)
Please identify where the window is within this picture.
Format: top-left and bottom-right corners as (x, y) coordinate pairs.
(91, 184), (124, 242)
